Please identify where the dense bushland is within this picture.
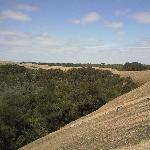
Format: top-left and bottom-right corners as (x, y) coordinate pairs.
(0, 65), (137, 150)
(122, 62), (149, 71)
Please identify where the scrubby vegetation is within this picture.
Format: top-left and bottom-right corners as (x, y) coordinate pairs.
(21, 62), (150, 71)
(122, 62), (149, 71)
(0, 65), (137, 150)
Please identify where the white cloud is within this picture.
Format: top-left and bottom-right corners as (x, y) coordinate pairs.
(82, 12), (101, 24)
(71, 19), (81, 25)
(126, 37), (150, 50)
(0, 31), (64, 49)
(71, 12), (101, 25)
(0, 30), (105, 53)
(1, 31), (117, 63)
(106, 21), (123, 29)
(116, 31), (125, 39)
(0, 10), (31, 21)
(115, 10), (150, 25)
(105, 21), (125, 38)
(0, 31), (22, 37)
(16, 3), (38, 11)
(132, 11), (150, 24)
(0, 30), (149, 64)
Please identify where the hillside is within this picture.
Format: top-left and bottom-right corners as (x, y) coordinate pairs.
(1, 64), (139, 149)
(19, 63), (150, 84)
(113, 70), (150, 84)
(0, 62), (149, 149)
(20, 79), (150, 150)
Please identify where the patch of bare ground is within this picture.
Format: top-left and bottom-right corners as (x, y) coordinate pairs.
(0, 61), (16, 65)
(19, 63), (82, 71)
(114, 139), (150, 150)
(20, 81), (150, 150)
(112, 70), (150, 84)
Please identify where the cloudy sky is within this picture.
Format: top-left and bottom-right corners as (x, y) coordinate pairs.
(0, 0), (150, 64)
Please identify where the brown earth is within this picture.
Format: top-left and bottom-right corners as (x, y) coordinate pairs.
(113, 70), (150, 84)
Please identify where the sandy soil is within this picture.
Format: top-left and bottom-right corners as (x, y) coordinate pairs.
(113, 70), (150, 84)
(114, 140), (150, 150)
(0, 61), (15, 65)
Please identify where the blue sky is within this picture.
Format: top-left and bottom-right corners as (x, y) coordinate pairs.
(0, 0), (150, 64)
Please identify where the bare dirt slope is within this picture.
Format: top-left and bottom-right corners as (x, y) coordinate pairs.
(113, 70), (150, 84)
(20, 80), (150, 150)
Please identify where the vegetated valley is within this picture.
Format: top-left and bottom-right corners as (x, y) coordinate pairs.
(0, 64), (137, 150)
